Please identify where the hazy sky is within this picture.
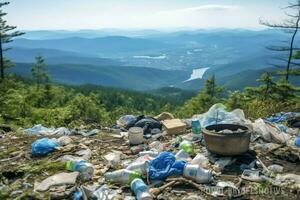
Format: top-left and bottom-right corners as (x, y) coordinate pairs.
(5, 0), (288, 30)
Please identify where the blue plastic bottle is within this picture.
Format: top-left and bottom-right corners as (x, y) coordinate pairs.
(295, 137), (300, 147)
(131, 178), (153, 200)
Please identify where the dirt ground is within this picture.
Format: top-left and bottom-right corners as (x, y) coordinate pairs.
(0, 129), (299, 200)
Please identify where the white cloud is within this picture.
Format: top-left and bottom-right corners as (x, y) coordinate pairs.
(158, 4), (240, 15)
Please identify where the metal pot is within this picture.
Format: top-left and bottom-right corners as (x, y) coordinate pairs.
(202, 124), (251, 156)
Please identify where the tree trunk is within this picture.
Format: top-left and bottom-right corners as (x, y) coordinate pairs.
(286, 15), (300, 82)
(0, 34), (4, 81)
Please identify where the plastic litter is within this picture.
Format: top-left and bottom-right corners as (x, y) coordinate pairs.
(57, 136), (73, 146)
(149, 141), (166, 152)
(126, 160), (150, 176)
(75, 129), (99, 137)
(73, 190), (83, 200)
(217, 181), (238, 190)
(266, 112), (300, 124)
(25, 124), (71, 136)
(149, 152), (186, 181)
(252, 119), (291, 145)
(213, 157), (236, 172)
(34, 172), (79, 192)
(295, 137), (300, 147)
(183, 164), (213, 183)
(201, 104), (246, 128)
(267, 164), (284, 173)
(117, 115), (137, 129)
(31, 138), (60, 157)
(133, 116), (162, 135)
(60, 148), (92, 162)
(93, 184), (119, 200)
(138, 151), (159, 158)
(66, 160), (94, 181)
(175, 149), (191, 162)
(104, 151), (125, 169)
(131, 178), (153, 200)
(241, 170), (264, 182)
(179, 140), (194, 154)
(273, 173), (300, 188)
(128, 127), (144, 145)
(131, 145), (146, 155)
(191, 153), (210, 168)
(104, 169), (142, 184)
(150, 131), (167, 141)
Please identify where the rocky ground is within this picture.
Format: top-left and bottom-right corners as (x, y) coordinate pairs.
(0, 126), (299, 200)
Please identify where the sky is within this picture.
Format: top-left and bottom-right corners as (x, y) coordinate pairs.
(5, 0), (288, 30)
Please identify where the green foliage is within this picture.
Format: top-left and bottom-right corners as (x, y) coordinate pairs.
(0, 1), (24, 79)
(0, 77), (179, 128)
(1, 68), (299, 128)
(177, 73), (300, 119)
(176, 76), (224, 118)
(31, 55), (49, 88)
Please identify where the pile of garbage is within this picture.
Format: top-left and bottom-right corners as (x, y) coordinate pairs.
(0, 104), (299, 199)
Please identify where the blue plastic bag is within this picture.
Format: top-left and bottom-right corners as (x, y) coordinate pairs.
(149, 152), (186, 180)
(31, 138), (60, 157)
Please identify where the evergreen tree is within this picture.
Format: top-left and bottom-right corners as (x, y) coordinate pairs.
(31, 56), (49, 89)
(260, 0), (300, 82)
(0, 2), (24, 80)
(176, 76), (223, 117)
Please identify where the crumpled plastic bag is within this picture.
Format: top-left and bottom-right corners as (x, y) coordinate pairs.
(31, 138), (60, 157)
(149, 152), (186, 180)
(266, 112), (300, 124)
(117, 115), (137, 129)
(252, 119), (291, 145)
(25, 124), (71, 136)
(104, 151), (126, 169)
(273, 173), (300, 189)
(201, 104), (246, 128)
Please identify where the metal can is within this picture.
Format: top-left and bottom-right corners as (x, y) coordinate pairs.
(191, 119), (201, 135)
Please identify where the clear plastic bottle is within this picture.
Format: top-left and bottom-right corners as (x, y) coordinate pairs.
(66, 160), (94, 181)
(126, 161), (150, 175)
(104, 169), (142, 184)
(131, 178), (153, 200)
(183, 164), (213, 183)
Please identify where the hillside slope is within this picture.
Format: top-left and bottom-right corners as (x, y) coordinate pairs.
(10, 63), (190, 90)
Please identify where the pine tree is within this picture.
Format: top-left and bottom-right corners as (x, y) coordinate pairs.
(260, 0), (300, 82)
(31, 56), (49, 89)
(0, 2), (24, 80)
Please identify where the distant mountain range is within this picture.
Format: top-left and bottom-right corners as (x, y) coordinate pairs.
(10, 63), (190, 90)
(7, 28), (299, 91)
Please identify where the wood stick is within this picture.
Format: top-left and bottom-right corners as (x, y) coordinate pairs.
(149, 180), (177, 197)
(256, 156), (270, 173)
(167, 177), (214, 197)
